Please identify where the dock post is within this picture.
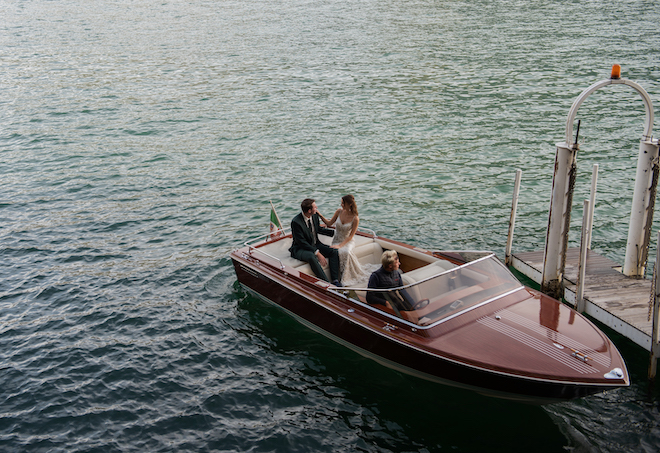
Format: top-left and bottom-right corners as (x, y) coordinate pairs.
(649, 232), (660, 379)
(505, 169), (522, 266)
(541, 143), (577, 299)
(623, 138), (660, 277)
(576, 199), (590, 312)
(576, 165), (598, 312)
(587, 164), (598, 250)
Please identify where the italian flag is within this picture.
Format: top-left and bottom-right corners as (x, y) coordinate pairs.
(269, 201), (284, 238)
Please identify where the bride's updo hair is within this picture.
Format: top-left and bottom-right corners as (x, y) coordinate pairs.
(342, 194), (358, 216)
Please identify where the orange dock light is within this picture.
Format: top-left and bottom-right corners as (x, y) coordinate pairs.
(611, 64), (621, 79)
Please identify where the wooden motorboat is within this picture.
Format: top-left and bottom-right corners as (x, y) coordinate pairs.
(231, 228), (629, 404)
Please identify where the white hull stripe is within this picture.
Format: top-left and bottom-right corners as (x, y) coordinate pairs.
(495, 308), (611, 367)
(477, 316), (596, 375)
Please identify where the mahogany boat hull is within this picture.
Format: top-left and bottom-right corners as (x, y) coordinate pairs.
(231, 234), (629, 404)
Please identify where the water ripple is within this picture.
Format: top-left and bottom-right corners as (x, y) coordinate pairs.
(2, 0), (660, 451)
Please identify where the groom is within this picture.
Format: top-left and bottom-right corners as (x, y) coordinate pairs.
(289, 198), (341, 286)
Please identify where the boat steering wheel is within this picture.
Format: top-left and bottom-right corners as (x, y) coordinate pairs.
(412, 298), (429, 310)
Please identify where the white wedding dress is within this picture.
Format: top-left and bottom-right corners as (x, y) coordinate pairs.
(332, 217), (378, 287)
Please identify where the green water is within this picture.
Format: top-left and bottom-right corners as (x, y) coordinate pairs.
(1, 0), (659, 451)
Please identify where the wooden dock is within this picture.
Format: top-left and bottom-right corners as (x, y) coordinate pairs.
(501, 72), (660, 377)
(510, 247), (655, 352)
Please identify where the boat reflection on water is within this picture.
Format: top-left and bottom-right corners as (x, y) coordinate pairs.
(231, 229), (629, 404)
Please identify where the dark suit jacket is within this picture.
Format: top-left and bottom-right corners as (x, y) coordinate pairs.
(289, 212), (333, 256)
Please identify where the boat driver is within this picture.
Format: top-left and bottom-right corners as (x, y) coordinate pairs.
(366, 250), (415, 312)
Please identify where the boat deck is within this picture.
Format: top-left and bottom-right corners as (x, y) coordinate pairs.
(510, 247), (654, 351)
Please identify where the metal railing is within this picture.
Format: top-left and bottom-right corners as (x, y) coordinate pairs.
(242, 227), (291, 269)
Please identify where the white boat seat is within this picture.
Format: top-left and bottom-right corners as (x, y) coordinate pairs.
(354, 242), (384, 266)
(257, 237), (302, 268)
(404, 260), (458, 282)
(401, 260), (458, 301)
(295, 239), (383, 279)
(258, 235), (334, 269)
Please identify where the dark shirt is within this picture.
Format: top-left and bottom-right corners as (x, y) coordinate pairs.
(366, 267), (414, 311)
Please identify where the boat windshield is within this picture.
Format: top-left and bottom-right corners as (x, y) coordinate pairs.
(366, 255), (523, 326)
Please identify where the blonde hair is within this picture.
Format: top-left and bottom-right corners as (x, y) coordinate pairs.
(381, 250), (398, 269)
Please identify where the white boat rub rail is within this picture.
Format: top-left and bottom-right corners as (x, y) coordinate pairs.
(430, 250), (495, 259)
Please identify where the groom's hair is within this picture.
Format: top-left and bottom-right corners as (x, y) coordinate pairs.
(301, 198), (315, 213)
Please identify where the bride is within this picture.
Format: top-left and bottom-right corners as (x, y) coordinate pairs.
(319, 194), (375, 286)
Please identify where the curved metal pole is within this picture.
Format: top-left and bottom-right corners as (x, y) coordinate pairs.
(544, 67), (658, 292)
(564, 78), (655, 147)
